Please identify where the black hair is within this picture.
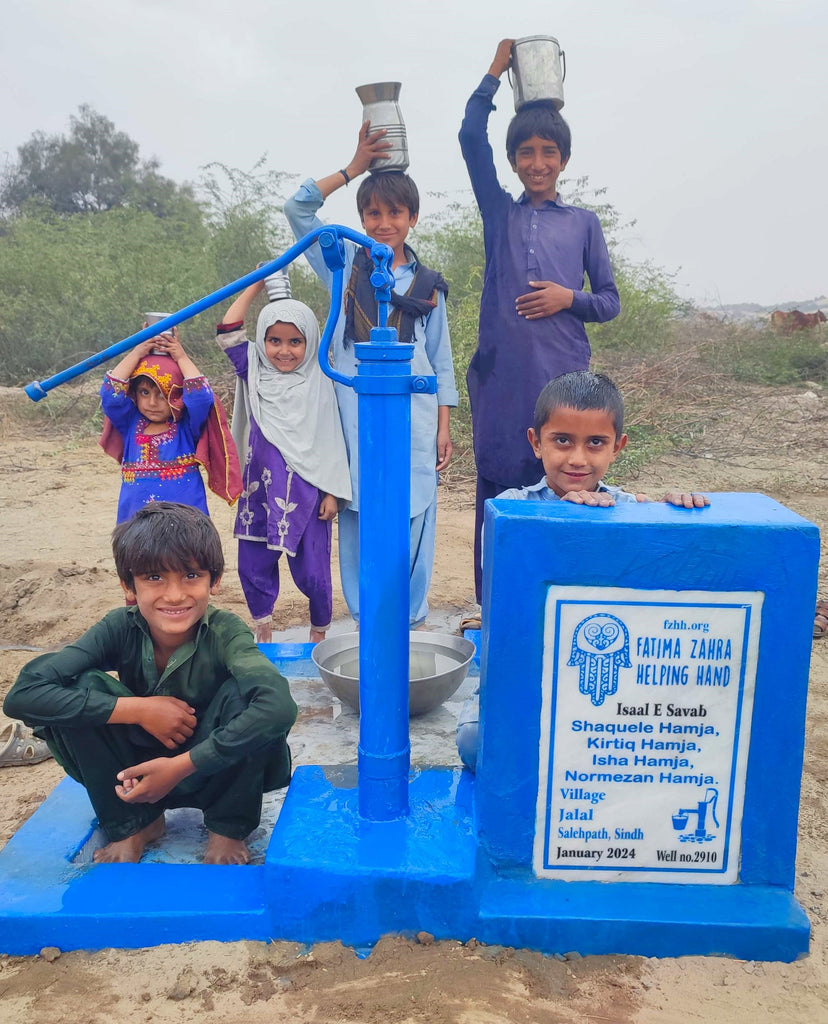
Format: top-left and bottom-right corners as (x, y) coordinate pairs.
(356, 171), (420, 218)
(128, 374), (160, 397)
(112, 502), (224, 588)
(506, 101), (572, 164)
(533, 371), (625, 438)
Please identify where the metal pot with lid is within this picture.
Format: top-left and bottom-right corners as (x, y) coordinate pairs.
(509, 35), (566, 111)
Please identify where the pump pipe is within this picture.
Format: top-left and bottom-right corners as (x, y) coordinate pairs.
(24, 225), (392, 401)
(316, 229), (436, 821)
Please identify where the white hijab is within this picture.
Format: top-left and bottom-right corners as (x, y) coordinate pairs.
(231, 299), (351, 501)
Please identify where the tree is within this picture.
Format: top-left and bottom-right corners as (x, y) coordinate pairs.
(0, 105), (196, 218)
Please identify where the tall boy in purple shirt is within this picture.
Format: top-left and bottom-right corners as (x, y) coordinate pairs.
(460, 38), (621, 602)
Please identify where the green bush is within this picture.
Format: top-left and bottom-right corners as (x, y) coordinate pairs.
(8, 147), (820, 489)
(0, 205), (215, 384)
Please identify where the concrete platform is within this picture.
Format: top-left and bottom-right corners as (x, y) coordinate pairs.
(0, 640), (479, 954)
(473, 865), (809, 961)
(265, 765), (479, 947)
(0, 631), (809, 960)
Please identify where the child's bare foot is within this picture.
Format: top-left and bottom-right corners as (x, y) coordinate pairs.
(253, 619), (272, 644)
(309, 627), (326, 644)
(93, 814), (165, 864)
(204, 832), (250, 865)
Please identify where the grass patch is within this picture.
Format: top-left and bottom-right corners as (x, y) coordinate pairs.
(698, 322), (828, 384)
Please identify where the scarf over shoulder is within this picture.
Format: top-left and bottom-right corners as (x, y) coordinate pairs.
(100, 353), (242, 505)
(344, 246), (448, 346)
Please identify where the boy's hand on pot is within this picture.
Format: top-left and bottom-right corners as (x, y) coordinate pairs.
(489, 39), (514, 78)
(562, 490), (616, 507)
(350, 121), (392, 176)
(516, 282), (574, 320)
(318, 494), (338, 521)
(115, 754), (195, 804)
(138, 696), (197, 749)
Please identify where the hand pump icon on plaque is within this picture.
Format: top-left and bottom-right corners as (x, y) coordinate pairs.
(671, 788), (720, 843)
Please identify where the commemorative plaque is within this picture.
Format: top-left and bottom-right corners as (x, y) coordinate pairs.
(533, 586), (762, 883)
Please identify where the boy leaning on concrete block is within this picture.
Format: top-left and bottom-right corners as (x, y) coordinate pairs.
(457, 371), (709, 770)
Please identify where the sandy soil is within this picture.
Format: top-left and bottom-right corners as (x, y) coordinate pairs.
(0, 382), (826, 1023)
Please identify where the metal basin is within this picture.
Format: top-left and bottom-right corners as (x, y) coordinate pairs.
(311, 632), (475, 717)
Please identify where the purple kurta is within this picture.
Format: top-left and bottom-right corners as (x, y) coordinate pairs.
(224, 339), (333, 627)
(459, 74), (621, 488)
(225, 341), (325, 554)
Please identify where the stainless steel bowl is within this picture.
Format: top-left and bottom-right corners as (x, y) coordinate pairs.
(311, 631), (475, 716)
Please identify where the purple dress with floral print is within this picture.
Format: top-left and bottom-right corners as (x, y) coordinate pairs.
(224, 338), (333, 629)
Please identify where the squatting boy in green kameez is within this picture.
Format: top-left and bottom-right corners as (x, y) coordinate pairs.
(4, 502), (297, 865)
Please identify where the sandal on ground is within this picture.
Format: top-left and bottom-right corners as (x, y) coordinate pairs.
(458, 615), (482, 633)
(815, 600), (828, 640)
(0, 722), (53, 767)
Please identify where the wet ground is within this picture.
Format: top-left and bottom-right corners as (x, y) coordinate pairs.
(74, 622), (479, 866)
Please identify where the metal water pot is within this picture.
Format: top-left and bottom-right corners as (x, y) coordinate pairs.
(143, 312), (172, 328)
(143, 312), (173, 353)
(263, 268), (292, 302)
(509, 35), (566, 111)
(355, 82), (409, 173)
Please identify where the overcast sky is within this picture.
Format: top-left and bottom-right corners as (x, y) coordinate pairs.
(2, 0), (826, 307)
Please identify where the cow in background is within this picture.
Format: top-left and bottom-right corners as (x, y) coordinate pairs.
(770, 309), (827, 333)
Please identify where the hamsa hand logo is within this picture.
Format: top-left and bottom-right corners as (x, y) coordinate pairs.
(568, 613), (631, 706)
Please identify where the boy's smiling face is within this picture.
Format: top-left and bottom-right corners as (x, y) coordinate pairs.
(528, 406), (627, 498)
(359, 194), (417, 263)
(510, 134), (569, 205)
(122, 566), (220, 652)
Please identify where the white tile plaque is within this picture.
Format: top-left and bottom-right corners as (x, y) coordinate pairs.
(533, 587), (761, 883)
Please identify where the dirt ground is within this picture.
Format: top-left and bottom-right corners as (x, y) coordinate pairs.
(0, 381), (826, 1023)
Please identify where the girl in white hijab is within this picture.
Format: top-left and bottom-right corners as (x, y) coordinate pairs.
(217, 281), (350, 643)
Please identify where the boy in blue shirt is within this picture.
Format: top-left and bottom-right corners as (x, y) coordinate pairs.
(460, 39), (622, 603)
(284, 127), (459, 628)
(4, 502), (297, 864)
(457, 371), (708, 769)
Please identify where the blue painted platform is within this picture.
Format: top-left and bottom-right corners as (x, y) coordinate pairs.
(0, 776), (270, 952)
(1, 760), (807, 960)
(0, 648), (481, 956)
(0, 526), (814, 962)
(266, 765), (478, 946)
(474, 867), (809, 961)
(264, 763), (809, 961)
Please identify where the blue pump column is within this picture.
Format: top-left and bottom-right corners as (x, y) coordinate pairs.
(354, 333), (414, 820)
(313, 229), (436, 822)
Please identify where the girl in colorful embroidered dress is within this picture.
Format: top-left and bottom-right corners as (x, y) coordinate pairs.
(100, 329), (241, 524)
(217, 285), (351, 644)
